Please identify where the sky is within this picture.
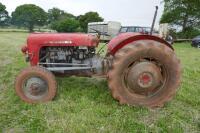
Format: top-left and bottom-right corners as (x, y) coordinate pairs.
(0, 0), (164, 29)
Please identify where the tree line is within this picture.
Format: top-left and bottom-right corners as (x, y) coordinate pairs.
(160, 0), (200, 39)
(0, 2), (104, 32)
(1, 1), (200, 38)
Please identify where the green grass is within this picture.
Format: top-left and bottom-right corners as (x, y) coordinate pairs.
(0, 32), (199, 133)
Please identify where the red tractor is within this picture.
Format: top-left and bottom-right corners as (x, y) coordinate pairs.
(15, 31), (181, 108)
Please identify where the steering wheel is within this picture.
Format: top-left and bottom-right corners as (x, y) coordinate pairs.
(90, 28), (111, 37)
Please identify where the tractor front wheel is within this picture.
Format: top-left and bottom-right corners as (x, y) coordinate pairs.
(15, 66), (57, 103)
(108, 40), (181, 108)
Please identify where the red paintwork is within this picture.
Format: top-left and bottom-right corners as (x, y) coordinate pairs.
(21, 45), (28, 54)
(23, 33), (99, 65)
(22, 32), (173, 66)
(107, 33), (173, 55)
(140, 74), (151, 85)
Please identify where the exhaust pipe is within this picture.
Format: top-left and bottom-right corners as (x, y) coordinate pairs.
(150, 6), (158, 35)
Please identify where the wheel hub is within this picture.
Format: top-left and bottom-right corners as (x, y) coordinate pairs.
(23, 77), (48, 100)
(30, 83), (45, 96)
(127, 62), (162, 93)
(138, 72), (153, 88)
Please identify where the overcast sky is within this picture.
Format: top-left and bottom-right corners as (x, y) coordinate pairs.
(1, 0), (164, 28)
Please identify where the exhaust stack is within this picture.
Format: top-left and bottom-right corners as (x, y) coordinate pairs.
(150, 6), (158, 35)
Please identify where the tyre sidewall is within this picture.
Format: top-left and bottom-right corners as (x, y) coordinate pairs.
(111, 41), (181, 106)
(15, 67), (57, 103)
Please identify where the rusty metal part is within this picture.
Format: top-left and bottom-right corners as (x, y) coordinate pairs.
(150, 6), (158, 35)
(23, 77), (48, 100)
(126, 62), (162, 95)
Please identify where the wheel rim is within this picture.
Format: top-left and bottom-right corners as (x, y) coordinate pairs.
(123, 59), (168, 98)
(22, 76), (49, 100)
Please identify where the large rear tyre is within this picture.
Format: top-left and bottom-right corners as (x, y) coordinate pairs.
(108, 40), (181, 108)
(15, 66), (57, 103)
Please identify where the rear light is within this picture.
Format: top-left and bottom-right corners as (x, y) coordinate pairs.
(21, 45), (28, 54)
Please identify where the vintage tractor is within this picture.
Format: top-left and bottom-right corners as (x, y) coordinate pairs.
(15, 31), (181, 108)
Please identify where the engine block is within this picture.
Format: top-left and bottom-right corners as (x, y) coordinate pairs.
(38, 46), (109, 76)
(39, 46), (95, 64)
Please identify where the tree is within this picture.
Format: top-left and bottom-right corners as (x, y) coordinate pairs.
(48, 7), (75, 24)
(12, 4), (47, 32)
(176, 27), (200, 39)
(0, 2), (9, 26)
(78, 12), (104, 32)
(51, 18), (81, 32)
(160, 0), (200, 32)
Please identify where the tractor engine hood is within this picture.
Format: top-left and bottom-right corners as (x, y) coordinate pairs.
(27, 33), (99, 47)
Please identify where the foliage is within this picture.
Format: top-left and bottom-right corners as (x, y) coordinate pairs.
(168, 27), (200, 39)
(51, 18), (82, 32)
(2, 4), (104, 33)
(176, 27), (200, 39)
(48, 7), (75, 24)
(48, 7), (77, 32)
(0, 2), (9, 26)
(0, 32), (200, 132)
(160, 0), (200, 32)
(11, 4), (47, 32)
(78, 12), (104, 32)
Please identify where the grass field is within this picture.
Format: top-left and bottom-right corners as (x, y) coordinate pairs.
(0, 32), (199, 133)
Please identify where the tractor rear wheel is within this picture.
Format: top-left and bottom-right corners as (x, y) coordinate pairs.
(108, 40), (181, 108)
(15, 66), (57, 103)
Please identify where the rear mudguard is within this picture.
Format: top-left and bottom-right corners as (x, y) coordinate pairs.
(107, 33), (173, 55)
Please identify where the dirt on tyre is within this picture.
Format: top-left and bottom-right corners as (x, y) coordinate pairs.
(15, 66), (57, 103)
(108, 40), (181, 108)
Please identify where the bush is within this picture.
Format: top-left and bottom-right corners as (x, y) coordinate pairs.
(176, 28), (200, 39)
(51, 18), (82, 32)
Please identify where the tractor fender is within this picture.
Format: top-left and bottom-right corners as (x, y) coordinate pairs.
(107, 33), (174, 55)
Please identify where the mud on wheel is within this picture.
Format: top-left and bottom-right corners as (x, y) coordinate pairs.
(15, 66), (57, 103)
(108, 40), (181, 108)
